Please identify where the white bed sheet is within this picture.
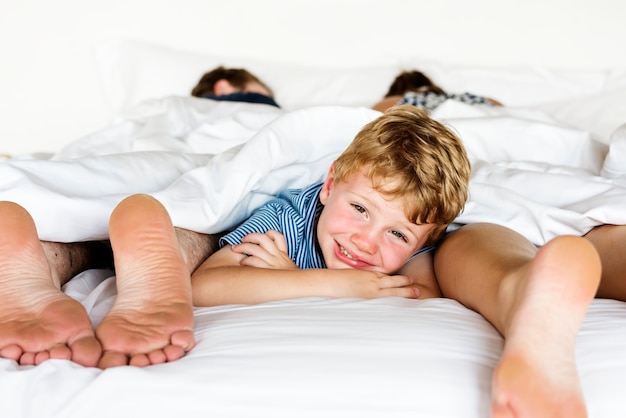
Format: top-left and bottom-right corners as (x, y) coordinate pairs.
(1, 270), (626, 418)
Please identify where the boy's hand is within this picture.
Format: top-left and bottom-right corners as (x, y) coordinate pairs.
(232, 230), (298, 270)
(328, 270), (420, 299)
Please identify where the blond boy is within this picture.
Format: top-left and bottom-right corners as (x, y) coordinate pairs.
(190, 105), (470, 305)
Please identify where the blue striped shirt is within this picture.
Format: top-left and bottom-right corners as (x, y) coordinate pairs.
(220, 183), (326, 269)
(220, 182), (435, 270)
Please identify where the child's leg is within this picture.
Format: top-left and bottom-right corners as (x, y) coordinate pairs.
(95, 194), (196, 369)
(0, 202), (101, 367)
(583, 224), (626, 300)
(434, 223), (600, 418)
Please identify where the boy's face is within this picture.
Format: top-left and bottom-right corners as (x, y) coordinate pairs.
(317, 164), (434, 274)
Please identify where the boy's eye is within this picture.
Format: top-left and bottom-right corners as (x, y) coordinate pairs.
(391, 230), (408, 242)
(352, 204), (366, 214)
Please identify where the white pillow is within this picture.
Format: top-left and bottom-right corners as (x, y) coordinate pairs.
(96, 39), (400, 115)
(534, 86), (626, 144)
(400, 58), (621, 107)
(96, 38), (626, 144)
(602, 123), (626, 178)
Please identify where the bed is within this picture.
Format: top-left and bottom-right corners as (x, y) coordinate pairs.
(2, 38), (626, 418)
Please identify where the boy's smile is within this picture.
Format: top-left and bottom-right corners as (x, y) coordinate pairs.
(317, 165), (434, 273)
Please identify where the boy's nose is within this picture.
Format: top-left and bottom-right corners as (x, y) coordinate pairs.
(351, 231), (378, 254)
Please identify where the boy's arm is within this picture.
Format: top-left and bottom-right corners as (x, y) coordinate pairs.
(191, 243), (419, 306)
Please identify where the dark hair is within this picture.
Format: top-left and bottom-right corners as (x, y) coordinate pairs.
(191, 66), (274, 97)
(384, 70), (445, 98)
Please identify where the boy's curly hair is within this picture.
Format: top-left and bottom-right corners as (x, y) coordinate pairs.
(333, 105), (470, 244)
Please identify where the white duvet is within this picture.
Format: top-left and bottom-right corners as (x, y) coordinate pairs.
(2, 95), (625, 245)
(1, 97), (626, 418)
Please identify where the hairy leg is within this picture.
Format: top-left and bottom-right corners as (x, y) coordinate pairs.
(0, 201), (101, 367)
(96, 195), (197, 369)
(434, 223), (601, 418)
(175, 226), (220, 274)
(583, 224), (626, 300)
(42, 239), (113, 286)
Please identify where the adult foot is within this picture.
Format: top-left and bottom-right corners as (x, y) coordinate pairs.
(96, 195), (195, 368)
(0, 202), (101, 367)
(491, 236), (601, 418)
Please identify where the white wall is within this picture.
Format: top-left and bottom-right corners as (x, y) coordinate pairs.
(2, 0), (625, 155)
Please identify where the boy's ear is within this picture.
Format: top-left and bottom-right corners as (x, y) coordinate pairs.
(213, 79), (237, 96)
(319, 162), (336, 205)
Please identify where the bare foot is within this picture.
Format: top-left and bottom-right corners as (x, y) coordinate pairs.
(96, 195), (195, 368)
(0, 202), (101, 367)
(492, 236), (601, 418)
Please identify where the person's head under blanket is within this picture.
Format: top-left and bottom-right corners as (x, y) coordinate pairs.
(191, 66), (279, 108)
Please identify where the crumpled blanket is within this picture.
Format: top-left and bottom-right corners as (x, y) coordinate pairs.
(1, 96), (625, 245)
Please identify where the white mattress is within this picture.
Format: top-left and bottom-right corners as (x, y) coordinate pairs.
(2, 270), (625, 418)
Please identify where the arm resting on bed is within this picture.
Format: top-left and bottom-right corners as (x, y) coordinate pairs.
(190, 245), (419, 306)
